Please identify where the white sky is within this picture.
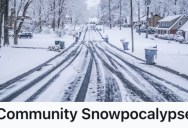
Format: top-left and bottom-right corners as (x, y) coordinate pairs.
(86, 0), (100, 9)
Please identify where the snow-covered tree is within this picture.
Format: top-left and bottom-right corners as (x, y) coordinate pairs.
(67, 0), (88, 30)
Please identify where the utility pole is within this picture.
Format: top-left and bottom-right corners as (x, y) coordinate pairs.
(146, 0), (151, 39)
(130, 0), (134, 52)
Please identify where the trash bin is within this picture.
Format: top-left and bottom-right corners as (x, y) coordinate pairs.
(120, 39), (129, 50)
(145, 48), (157, 65)
(59, 41), (65, 49)
(55, 41), (65, 49)
(104, 35), (109, 43)
(75, 33), (79, 42)
(55, 41), (60, 45)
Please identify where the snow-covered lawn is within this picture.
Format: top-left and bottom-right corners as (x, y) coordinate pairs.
(103, 27), (188, 75)
(0, 32), (74, 84)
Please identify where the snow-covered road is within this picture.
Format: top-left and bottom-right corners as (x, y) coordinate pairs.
(0, 29), (188, 102)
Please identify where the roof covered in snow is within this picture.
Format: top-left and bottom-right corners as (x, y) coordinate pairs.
(179, 21), (188, 31)
(159, 15), (182, 22)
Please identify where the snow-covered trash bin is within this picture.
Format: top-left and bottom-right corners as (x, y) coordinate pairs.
(104, 35), (109, 43)
(75, 33), (79, 42)
(59, 41), (65, 49)
(79, 31), (82, 37)
(145, 47), (158, 65)
(120, 39), (129, 50)
(55, 41), (65, 49)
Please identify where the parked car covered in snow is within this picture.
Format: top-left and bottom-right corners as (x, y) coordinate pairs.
(136, 28), (146, 33)
(147, 27), (155, 34)
(19, 32), (33, 38)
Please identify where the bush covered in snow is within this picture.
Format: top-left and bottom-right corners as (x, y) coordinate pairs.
(155, 34), (185, 43)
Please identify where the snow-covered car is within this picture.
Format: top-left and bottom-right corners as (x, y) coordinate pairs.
(148, 28), (155, 34)
(136, 28), (146, 33)
(19, 32), (33, 38)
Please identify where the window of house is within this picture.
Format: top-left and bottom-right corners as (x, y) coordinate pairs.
(179, 21), (182, 26)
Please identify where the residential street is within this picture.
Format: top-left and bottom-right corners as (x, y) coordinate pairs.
(1, 28), (188, 102)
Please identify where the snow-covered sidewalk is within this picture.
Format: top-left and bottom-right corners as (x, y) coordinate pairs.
(102, 27), (188, 75)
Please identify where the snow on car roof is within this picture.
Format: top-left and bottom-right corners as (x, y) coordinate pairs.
(158, 15), (182, 22)
(179, 21), (188, 31)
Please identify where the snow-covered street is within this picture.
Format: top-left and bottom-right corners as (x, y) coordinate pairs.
(0, 27), (188, 102)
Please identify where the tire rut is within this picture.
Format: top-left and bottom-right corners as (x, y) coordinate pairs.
(98, 43), (185, 102)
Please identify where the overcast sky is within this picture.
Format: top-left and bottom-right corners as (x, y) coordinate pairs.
(86, 0), (100, 9)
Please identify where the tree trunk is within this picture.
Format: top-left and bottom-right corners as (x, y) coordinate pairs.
(52, 0), (56, 31)
(57, 0), (61, 29)
(4, 0), (9, 46)
(146, 5), (149, 39)
(39, 5), (42, 32)
(130, 0), (134, 52)
(0, 0), (4, 48)
(14, 0), (32, 45)
(119, 0), (122, 30)
(138, 0), (141, 35)
(109, 0), (112, 29)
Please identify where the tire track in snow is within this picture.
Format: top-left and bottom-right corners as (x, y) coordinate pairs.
(0, 41), (77, 90)
(25, 45), (84, 102)
(98, 42), (185, 102)
(0, 44), (83, 102)
(90, 42), (152, 102)
(61, 47), (91, 101)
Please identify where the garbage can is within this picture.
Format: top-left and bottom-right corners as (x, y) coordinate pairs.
(104, 35), (109, 43)
(59, 41), (65, 49)
(55, 41), (60, 45)
(120, 39), (129, 50)
(55, 41), (65, 49)
(75, 33), (79, 42)
(145, 48), (157, 65)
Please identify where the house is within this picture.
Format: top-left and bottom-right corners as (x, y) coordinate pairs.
(179, 21), (188, 41)
(139, 14), (162, 28)
(149, 14), (162, 27)
(156, 14), (188, 35)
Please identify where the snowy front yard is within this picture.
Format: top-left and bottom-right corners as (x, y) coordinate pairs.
(0, 32), (74, 84)
(103, 27), (188, 75)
